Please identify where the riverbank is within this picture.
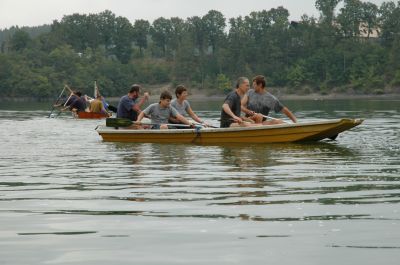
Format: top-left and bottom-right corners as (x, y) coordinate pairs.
(1, 90), (400, 102)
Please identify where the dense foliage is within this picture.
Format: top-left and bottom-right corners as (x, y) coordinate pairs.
(1, 1), (400, 99)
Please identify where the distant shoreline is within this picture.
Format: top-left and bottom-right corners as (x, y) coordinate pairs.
(1, 91), (400, 103)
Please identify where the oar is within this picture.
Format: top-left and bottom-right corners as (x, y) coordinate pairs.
(48, 86), (66, 118)
(94, 81), (118, 112)
(194, 121), (218, 128)
(63, 92), (74, 106)
(259, 114), (288, 123)
(106, 118), (201, 128)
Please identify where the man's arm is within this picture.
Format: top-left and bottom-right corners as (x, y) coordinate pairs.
(187, 107), (202, 123)
(282, 107), (297, 123)
(240, 94), (255, 116)
(136, 111), (145, 122)
(134, 92), (150, 111)
(222, 103), (242, 123)
(176, 114), (192, 126)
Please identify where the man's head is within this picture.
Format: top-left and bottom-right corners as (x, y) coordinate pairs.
(159, 91), (173, 107)
(236, 77), (250, 94)
(175, 85), (188, 99)
(75, 91), (82, 97)
(128, 84), (141, 99)
(252, 75), (266, 90)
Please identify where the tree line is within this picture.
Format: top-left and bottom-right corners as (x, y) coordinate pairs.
(1, 0), (400, 100)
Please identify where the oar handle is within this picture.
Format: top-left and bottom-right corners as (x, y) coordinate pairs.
(106, 118), (200, 128)
(259, 114), (278, 120)
(259, 114), (289, 123)
(48, 86), (67, 118)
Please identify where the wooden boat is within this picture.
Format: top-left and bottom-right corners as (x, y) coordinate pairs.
(95, 118), (363, 144)
(77, 111), (109, 119)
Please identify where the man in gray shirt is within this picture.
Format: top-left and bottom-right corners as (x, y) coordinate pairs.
(170, 85), (203, 124)
(136, 91), (194, 129)
(241, 75), (297, 124)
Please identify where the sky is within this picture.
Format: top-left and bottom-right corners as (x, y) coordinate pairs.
(0, 0), (389, 29)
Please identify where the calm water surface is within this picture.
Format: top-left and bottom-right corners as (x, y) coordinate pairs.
(0, 99), (399, 265)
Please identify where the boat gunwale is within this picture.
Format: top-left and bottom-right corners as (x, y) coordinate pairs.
(96, 118), (363, 134)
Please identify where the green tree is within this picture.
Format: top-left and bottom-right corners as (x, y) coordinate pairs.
(133, 19), (150, 55)
(150, 17), (172, 57)
(10, 29), (31, 51)
(337, 0), (364, 37)
(315, 0), (341, 25)
(202, 10), (226, 54)
(379, 1), (400, 46)
(113, 16), (134, 64)
(216, 73), (232, 94)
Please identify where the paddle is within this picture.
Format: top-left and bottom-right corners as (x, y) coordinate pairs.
(193, 121), (218, 128)
(94, 81), (118, 112)
(259, 114), (289, 123)
(48, 86), (66, 118)
(106, 118), (201, 128)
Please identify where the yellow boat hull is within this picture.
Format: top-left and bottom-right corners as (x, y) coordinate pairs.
(96, 118), (363, 144)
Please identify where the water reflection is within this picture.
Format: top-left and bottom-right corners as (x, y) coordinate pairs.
(1, 101), (400, 265)
(218, 142), (359, 170)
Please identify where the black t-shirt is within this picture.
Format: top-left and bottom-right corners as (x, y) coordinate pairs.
(65, 95), (78, 106)
(69, 97), (86, 112)
(220, 90), (241, 128)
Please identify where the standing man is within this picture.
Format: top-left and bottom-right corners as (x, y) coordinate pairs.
(220, 77), (258, 128)
(241, 75), (297, 124)
(117, 84), (150, 121)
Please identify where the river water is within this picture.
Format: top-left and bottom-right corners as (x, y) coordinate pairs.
(0, 99), (399, 265)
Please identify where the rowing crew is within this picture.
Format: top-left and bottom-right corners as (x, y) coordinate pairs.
(221, 75), (297, 128)
(54, 87), (113, 117)
(117, 75), (297, 129)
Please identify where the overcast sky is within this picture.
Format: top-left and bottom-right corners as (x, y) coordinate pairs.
(0, 0), (388, 29)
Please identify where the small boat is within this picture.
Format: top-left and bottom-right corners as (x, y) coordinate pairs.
(95, 118), (363, 144)
(76, 111), (109, 119)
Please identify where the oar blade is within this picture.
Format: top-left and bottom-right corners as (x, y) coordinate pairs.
(106, 118), (133, 127)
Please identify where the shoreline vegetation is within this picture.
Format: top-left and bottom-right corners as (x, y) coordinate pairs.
(1, 2), (400, 100)
(1, 86), (400, 103)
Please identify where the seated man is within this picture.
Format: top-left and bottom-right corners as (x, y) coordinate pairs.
(137, 91), (194, 129)
(241, 75), (297, 124)
(220, 77), (260, 128)
(169, 85), (203, 124)
(68, 91), (87, 114)
(117, 84), (149, 121)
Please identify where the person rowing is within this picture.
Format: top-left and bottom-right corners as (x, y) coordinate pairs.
(241, 75), (297, 124)
(88, 94), (111, 117)
(220, 77), (261, 128)
(169, 85), (209, 128)
(117, 84), (149, 121)
(136, 91), (195, 129)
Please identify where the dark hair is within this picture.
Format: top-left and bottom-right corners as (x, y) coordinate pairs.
(129, 84), (141, 93)
(252, 75), (266, 88)
(175, 85), (187, 97)
(75, 91), (82, 97)
(160, 91), (172, 100)
(236, 77), (249, 88)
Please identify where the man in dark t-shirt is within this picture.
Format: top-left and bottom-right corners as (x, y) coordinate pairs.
(117, 84), (149, 121)
(220, 77), (260, 128)
(68, 91), (87, 112)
